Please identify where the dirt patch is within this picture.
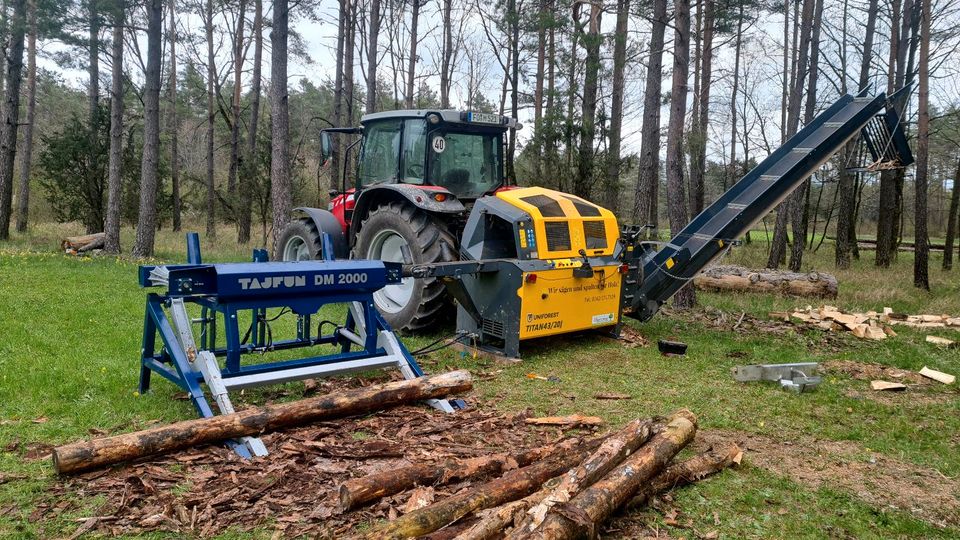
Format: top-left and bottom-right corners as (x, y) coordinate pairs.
(702, 429), (960, 527)
(32, 384), (573, 538)
(822, 359), (932, 385)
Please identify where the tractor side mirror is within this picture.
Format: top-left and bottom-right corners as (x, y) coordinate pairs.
(319, 130), (333, 167)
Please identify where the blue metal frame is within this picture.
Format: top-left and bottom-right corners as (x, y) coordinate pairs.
(138, 236), (428, 424)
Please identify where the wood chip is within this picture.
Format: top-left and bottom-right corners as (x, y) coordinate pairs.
(870, 380), (906, 391)
(919, 366), (956, 385)
(524, 415), (604, 427)
(925, 335), (956, 347)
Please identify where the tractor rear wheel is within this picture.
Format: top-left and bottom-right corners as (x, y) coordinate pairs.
(353, 201), (457, 332)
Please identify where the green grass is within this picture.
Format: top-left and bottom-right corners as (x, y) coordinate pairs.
(0, 222), (958, 538)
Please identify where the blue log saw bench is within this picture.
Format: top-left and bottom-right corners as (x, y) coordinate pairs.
(138, 233), (464, 458)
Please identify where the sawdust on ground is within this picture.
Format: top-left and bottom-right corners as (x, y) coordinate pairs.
(702, 429), (960, 528)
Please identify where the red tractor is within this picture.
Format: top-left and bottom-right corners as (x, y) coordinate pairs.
(277, 110), (521, 331)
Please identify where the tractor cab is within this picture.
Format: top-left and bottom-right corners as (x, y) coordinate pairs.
(325, 110), (520, 201)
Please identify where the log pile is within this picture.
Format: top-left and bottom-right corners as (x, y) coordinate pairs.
(61, 232), (105, 254)
(694, 265), (838, 299)
(350, 409), (741, 540)
(771, 305), (960, 341)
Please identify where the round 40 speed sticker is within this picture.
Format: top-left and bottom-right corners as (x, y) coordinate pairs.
(432, 136), (446, 153)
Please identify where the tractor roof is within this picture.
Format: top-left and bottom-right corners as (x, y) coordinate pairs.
(360, 109), (520, 130)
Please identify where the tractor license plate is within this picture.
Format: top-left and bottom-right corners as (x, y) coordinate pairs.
(468, 112), (502, 125)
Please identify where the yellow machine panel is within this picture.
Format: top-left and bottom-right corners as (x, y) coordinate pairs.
(517, 265), (623, 339)
(496, 187), (621, 260)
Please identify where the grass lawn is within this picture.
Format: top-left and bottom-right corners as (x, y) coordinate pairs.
(1, 222), (959, 538)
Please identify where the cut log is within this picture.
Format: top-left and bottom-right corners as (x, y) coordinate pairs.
(339, 437), (588, 511)
(506, 418), (659, 538)
(925, 335), (956, 348)
(362, 438), (602, 540)
(61, 232), (106, 253)
(454, 484), (556, 540)
(627, 442), (742, 509)
(524, 415), (603, 427)
(52, 371), (473, 475)
(919, 366), (956, 385)
(523, 409), (698, 539)
(870, 380), (907, 391)
(694, 265), (838, 299)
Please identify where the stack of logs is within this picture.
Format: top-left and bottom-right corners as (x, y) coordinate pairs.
(349, 410), (741, 540)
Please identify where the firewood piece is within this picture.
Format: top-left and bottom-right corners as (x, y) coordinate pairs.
(61, 232), (106, 253)
(524, 415), (604, 427)
(339, 438), (587, 511)
(592, 393), (631, 400)
(506, 419), (659, 538)
(626, 443), (742, 509)
(362, 439), (601, 539)
(870, 380), (907, 391)
(52, 371), (473, 475)
(919, 366), (956, 385)
(694, 265), (838, 299)
(925, 335), (956, 348)
(523, 409), (698, 539)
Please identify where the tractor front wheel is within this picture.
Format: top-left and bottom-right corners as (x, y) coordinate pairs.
(278, 218), (325, 261)
(353, 201), (457, 332)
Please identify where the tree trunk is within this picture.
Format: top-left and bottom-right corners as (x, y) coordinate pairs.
(665, 0), (694, 309)
(363, 438), (599, 539)
(440, 0), (452, 108)
(532, 0), (546, 181)
(366, 0), (380, 113)
(632, 0), (666, 234)
(53, 371), (472, 475)
(943, 157), (960, 270)
(85, 0), (101, 234)
(240, 0), (262, 243)
(169, 0), (181, 232)
(727, 3), (743, 194)
(132, 0), (163, 257)
(787, 0), (823, 272)
(877, 0), (913, 267)
(271, 0), (292, 257)
(0, 0), (27, 240)
(507, 0), (519, 182)
(103, 6), (124, 254)
(524, 410), (697, 539)
(769, 0), (814, 270)
(405, 0), (419, 108)
(687, 0), (713, 217)
(339, 437), (595, 511)
(506, 418), (656, 538)
(694, 265), (838, 298)
(573, 1), (601, 199)
(332, 0), (348, 189)
(914, 0), (929, 290)
(13, 0), (35, 233)
(602, 0), (629, 213)
(205, 0), (217, 239)
(228, 0), (247, 203)
(343, 0), (356, 186)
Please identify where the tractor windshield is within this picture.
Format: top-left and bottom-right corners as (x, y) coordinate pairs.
(426, 130), (502, 198)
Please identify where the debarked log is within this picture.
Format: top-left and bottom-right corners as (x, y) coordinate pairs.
(52, 370), (473, 475)
(694, 265), (838, 299)
(363, 438), (603, 540)
(524, 409), (698, 540)
(339, 437), (590, 511)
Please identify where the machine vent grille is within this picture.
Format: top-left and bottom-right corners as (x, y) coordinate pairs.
(544, 222), (572, 251)
(481, 318), (505, 338)
(520, 195), (566, 217)
(566, 197), (602, 217)
(583, 220), (607, 249)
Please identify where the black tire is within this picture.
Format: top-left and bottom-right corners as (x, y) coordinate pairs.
(353, 201), (458, 332)
(278, 218), (324, 261)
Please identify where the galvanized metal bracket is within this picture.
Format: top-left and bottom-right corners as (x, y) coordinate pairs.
(733, 362), (821, 393)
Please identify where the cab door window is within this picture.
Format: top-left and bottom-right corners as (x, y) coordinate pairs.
(401, 119), (427, 184)
(358, 119), (402, 187)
